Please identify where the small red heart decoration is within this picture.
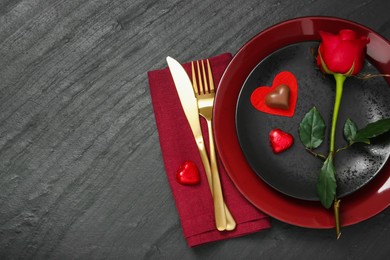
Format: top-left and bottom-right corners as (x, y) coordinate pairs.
(176, 161), (200, 185)
(269, 128), (294, 154)
(250, 71), (298, 117)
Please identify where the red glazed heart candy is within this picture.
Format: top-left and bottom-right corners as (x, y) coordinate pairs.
(269, 128), (294, 154)
(176, 161), (200, 185)
(250, 71), (298, 117)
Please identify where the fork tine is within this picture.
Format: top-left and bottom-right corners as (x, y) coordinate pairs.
(201, 60), (209, 93)
(196, 61), (204, 95)
(191, 62), (198, 95)
(206, 59), (214, 92)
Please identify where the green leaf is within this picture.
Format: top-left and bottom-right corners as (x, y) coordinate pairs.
(299, 107), (326, 149)
(353, 118), (390, 143)
(317, 155), (337, 209)
(343, 118), (369, 145)
(343, 118), (358, 143)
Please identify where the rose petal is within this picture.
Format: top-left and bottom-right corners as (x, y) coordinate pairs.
(339, 29), (358, 41)
(328, 42), (359, 73)
(319, 31), (340, 53)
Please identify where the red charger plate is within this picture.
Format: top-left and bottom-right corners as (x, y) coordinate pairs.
(214, 16), (390, 228)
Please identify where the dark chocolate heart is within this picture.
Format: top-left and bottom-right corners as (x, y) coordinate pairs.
(265, 84), (290, 110)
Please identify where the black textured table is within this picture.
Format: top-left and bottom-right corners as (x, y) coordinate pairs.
(1, 1), (389, 259)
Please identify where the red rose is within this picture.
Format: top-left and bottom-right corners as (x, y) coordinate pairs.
(316, 29), (369, 75)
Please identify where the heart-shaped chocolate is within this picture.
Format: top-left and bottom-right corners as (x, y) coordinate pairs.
(176, 161), (200, 185)
(269, 128), (294, 154)
(265, 84), (290, 110)
(250, 71), (298, 117)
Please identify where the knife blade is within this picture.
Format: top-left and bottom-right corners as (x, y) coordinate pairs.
(166, 56), (228, 231)
(166, 56), (202, 141)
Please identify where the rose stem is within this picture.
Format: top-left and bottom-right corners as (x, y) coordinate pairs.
(334, 199), (341, 239)
(330, 73), (346, 239)
(330, 73), (346, 156)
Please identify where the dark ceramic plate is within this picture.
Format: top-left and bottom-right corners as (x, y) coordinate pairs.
(235, 41), (390, 201)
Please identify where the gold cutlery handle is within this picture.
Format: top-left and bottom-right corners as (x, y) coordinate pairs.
(207, 120), (236, 231)
(206, 119), (227, 231)
(196, 134), (236, 231)
(207, 119), (236, 231)
(224, 205), (236, 231)
(196, 136), (226, 231)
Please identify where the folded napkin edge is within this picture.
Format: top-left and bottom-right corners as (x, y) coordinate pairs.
(186, 218), (271, 247)
(180, 202), (271, 238)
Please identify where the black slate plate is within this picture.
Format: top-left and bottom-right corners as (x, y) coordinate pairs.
(236, 41), (390, 201)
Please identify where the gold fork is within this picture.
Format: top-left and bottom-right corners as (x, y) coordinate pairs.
(191, 59), (236, 231)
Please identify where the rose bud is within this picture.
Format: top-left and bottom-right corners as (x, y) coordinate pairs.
(316, 29), (369, 76)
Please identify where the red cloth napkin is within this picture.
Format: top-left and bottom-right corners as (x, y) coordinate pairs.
(148, 53), (270, 247)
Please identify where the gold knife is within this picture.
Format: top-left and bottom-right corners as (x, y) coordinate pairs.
(167, 56), (235, 231)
